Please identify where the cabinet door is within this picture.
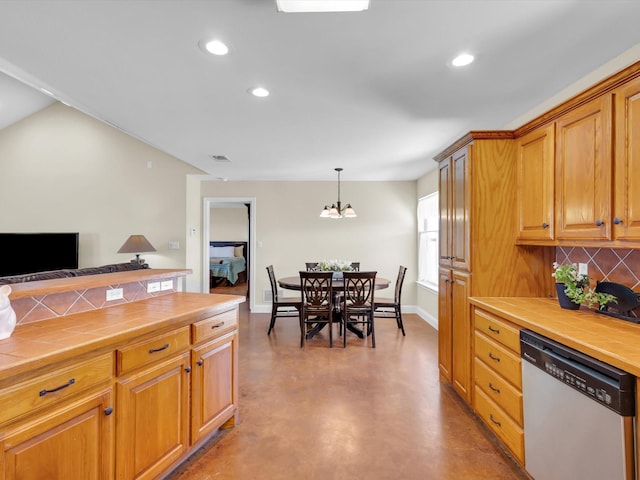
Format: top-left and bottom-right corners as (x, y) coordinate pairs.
(451, 271), (471, 403)
(451, 147), (470, 271)
(0, 388), (113, 480)
(555, 96), (612, 240)
(614, 76), (640, 241)
(437, 268), (453, 382)
(191, 332), (238, 445)
(438, 158), (452, 266)
(116, 353), (190, 480)
(516, 124), (555, 241)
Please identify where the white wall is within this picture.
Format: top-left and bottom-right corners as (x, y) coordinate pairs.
(186, 179), (418, 311)
(210, 206), (249, 241)
(0, 102), (201, 269)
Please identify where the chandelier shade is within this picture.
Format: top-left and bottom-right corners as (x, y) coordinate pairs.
(320, 168), (356, 219)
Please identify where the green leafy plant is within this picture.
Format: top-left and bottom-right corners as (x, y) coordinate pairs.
(552, 262), (617, 309)
(316, 259), (354, 272)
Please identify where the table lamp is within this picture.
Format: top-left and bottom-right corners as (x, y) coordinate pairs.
(117, 235), (156, 265)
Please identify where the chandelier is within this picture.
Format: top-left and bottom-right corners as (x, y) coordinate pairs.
(320, 168), (357, 219)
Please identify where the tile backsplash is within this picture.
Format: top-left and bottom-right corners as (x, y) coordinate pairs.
(556, 247), (640, 290)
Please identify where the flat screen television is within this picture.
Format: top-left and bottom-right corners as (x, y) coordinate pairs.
(0, 233), (79, 277)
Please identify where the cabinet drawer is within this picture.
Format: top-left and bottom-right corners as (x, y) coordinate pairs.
(192, 309), (238, 344)
(474, 357), (523, 425)
(474, 309), (520, 353)
(0, 352), (113, 426)
(117, 326), (190, 375)
(474, 386), (524, 464)
(474, 331), (522, 389)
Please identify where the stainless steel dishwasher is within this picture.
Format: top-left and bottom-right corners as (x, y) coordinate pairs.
(520, 330), (636, 480)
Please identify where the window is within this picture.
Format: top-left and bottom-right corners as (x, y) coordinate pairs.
(417, 193), (439, 291)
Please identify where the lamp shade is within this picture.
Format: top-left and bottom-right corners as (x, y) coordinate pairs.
(117, 235), (156, 254)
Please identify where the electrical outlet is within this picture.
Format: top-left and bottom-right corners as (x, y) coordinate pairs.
(106, 288), (123, 301)
(160, 280), (173, 291)
(168, 241), (180, 250)
(147, 282), (161, 293)
(578, 263), (588, 276)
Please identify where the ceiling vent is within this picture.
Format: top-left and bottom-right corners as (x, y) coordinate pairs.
(209, 155), (231, 162)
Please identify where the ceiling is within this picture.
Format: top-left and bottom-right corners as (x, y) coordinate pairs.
(1, 0), (640, 181)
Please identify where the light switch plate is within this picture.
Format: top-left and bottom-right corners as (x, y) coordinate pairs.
(578, 263), (588, 276)
(160, 280), (173, 291)
(147, 282), (161, 293)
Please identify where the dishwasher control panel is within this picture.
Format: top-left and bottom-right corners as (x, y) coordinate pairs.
(544, 359), (613, 406)
(521, 330), (635, 416)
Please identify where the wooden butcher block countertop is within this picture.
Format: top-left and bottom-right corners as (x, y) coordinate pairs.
(0, 292), (245, 383)
(469, 297), (640, 377)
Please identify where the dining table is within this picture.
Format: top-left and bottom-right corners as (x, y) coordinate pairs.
(278, 275), (390, 339)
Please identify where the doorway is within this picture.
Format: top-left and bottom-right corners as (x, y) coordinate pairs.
(203, 197), (256, 311)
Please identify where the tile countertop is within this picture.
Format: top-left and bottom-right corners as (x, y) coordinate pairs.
(469, 297), (640, 378)
(0, 292), (245, 383)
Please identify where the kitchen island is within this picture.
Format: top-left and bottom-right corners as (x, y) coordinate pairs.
(0, 269), (244, 480)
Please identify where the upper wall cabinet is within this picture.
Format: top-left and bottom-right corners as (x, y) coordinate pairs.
(555, 95), (613, 241)
(613, 76), (640, 242)
(439, 146), (470, 271)
(516, 124), (555, 242)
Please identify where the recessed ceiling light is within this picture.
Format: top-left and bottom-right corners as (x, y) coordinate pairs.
(452, 53), (474, 67)
(203, 39), (229, 56)
(276, 0), (369, 12)
(248, 87), (270, 98)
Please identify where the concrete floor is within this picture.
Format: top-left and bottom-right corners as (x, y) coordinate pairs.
(166, 302), (529, 480)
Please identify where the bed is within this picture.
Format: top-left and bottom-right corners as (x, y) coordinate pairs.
(209, 241), (247, 287)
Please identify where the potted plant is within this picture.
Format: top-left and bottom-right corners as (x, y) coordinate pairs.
(317, 259), (354, 278)
(552, 262), (617, 310)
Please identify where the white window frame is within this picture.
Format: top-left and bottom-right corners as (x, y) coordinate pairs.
(417, 192), (439, 292)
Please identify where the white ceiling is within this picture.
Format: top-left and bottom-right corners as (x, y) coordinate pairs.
(1, 0), (640, 181)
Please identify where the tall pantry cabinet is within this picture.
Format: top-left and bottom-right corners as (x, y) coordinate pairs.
(436, 132), (552, 404)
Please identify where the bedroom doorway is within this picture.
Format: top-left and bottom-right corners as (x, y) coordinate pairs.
(203, 197), (256, 311)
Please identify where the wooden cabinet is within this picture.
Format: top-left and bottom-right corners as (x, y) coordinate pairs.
(451, 270), (471, 402)
(555, 95), (613, 241)
(613, 75), (640, 242)
(115, 327), (192, 480)
(436, 132), (550, 409)
(437, 268), (452, 382)
(439, 146), (470, 271)
(472, 308), (524, 464)
(191, 332), (238, 444)
(190, 309), (239, 445)
(0, 388), (114, 480)
(516, 124), (555, 241)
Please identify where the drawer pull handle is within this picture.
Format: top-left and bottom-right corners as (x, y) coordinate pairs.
(488, 383), (501, 394)
(39, 378), (75, 397)
(489, 414), (501, 427)
(197, 359), (204, 366)
(185, 366), (192, 373)
(149, 343), (170, 354)
(104, 406), (114, 416)
(487, 326), (500, 334)
(488, 352), (500, 362)
(211, 321), (225, 329)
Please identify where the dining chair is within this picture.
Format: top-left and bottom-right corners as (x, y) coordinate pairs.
(342, 271), (377, 348)
(266, 265), (302, 336)
(299, 271), (334, 348)
(305, 262), (319, 271)
(373, 265), (407, 336)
